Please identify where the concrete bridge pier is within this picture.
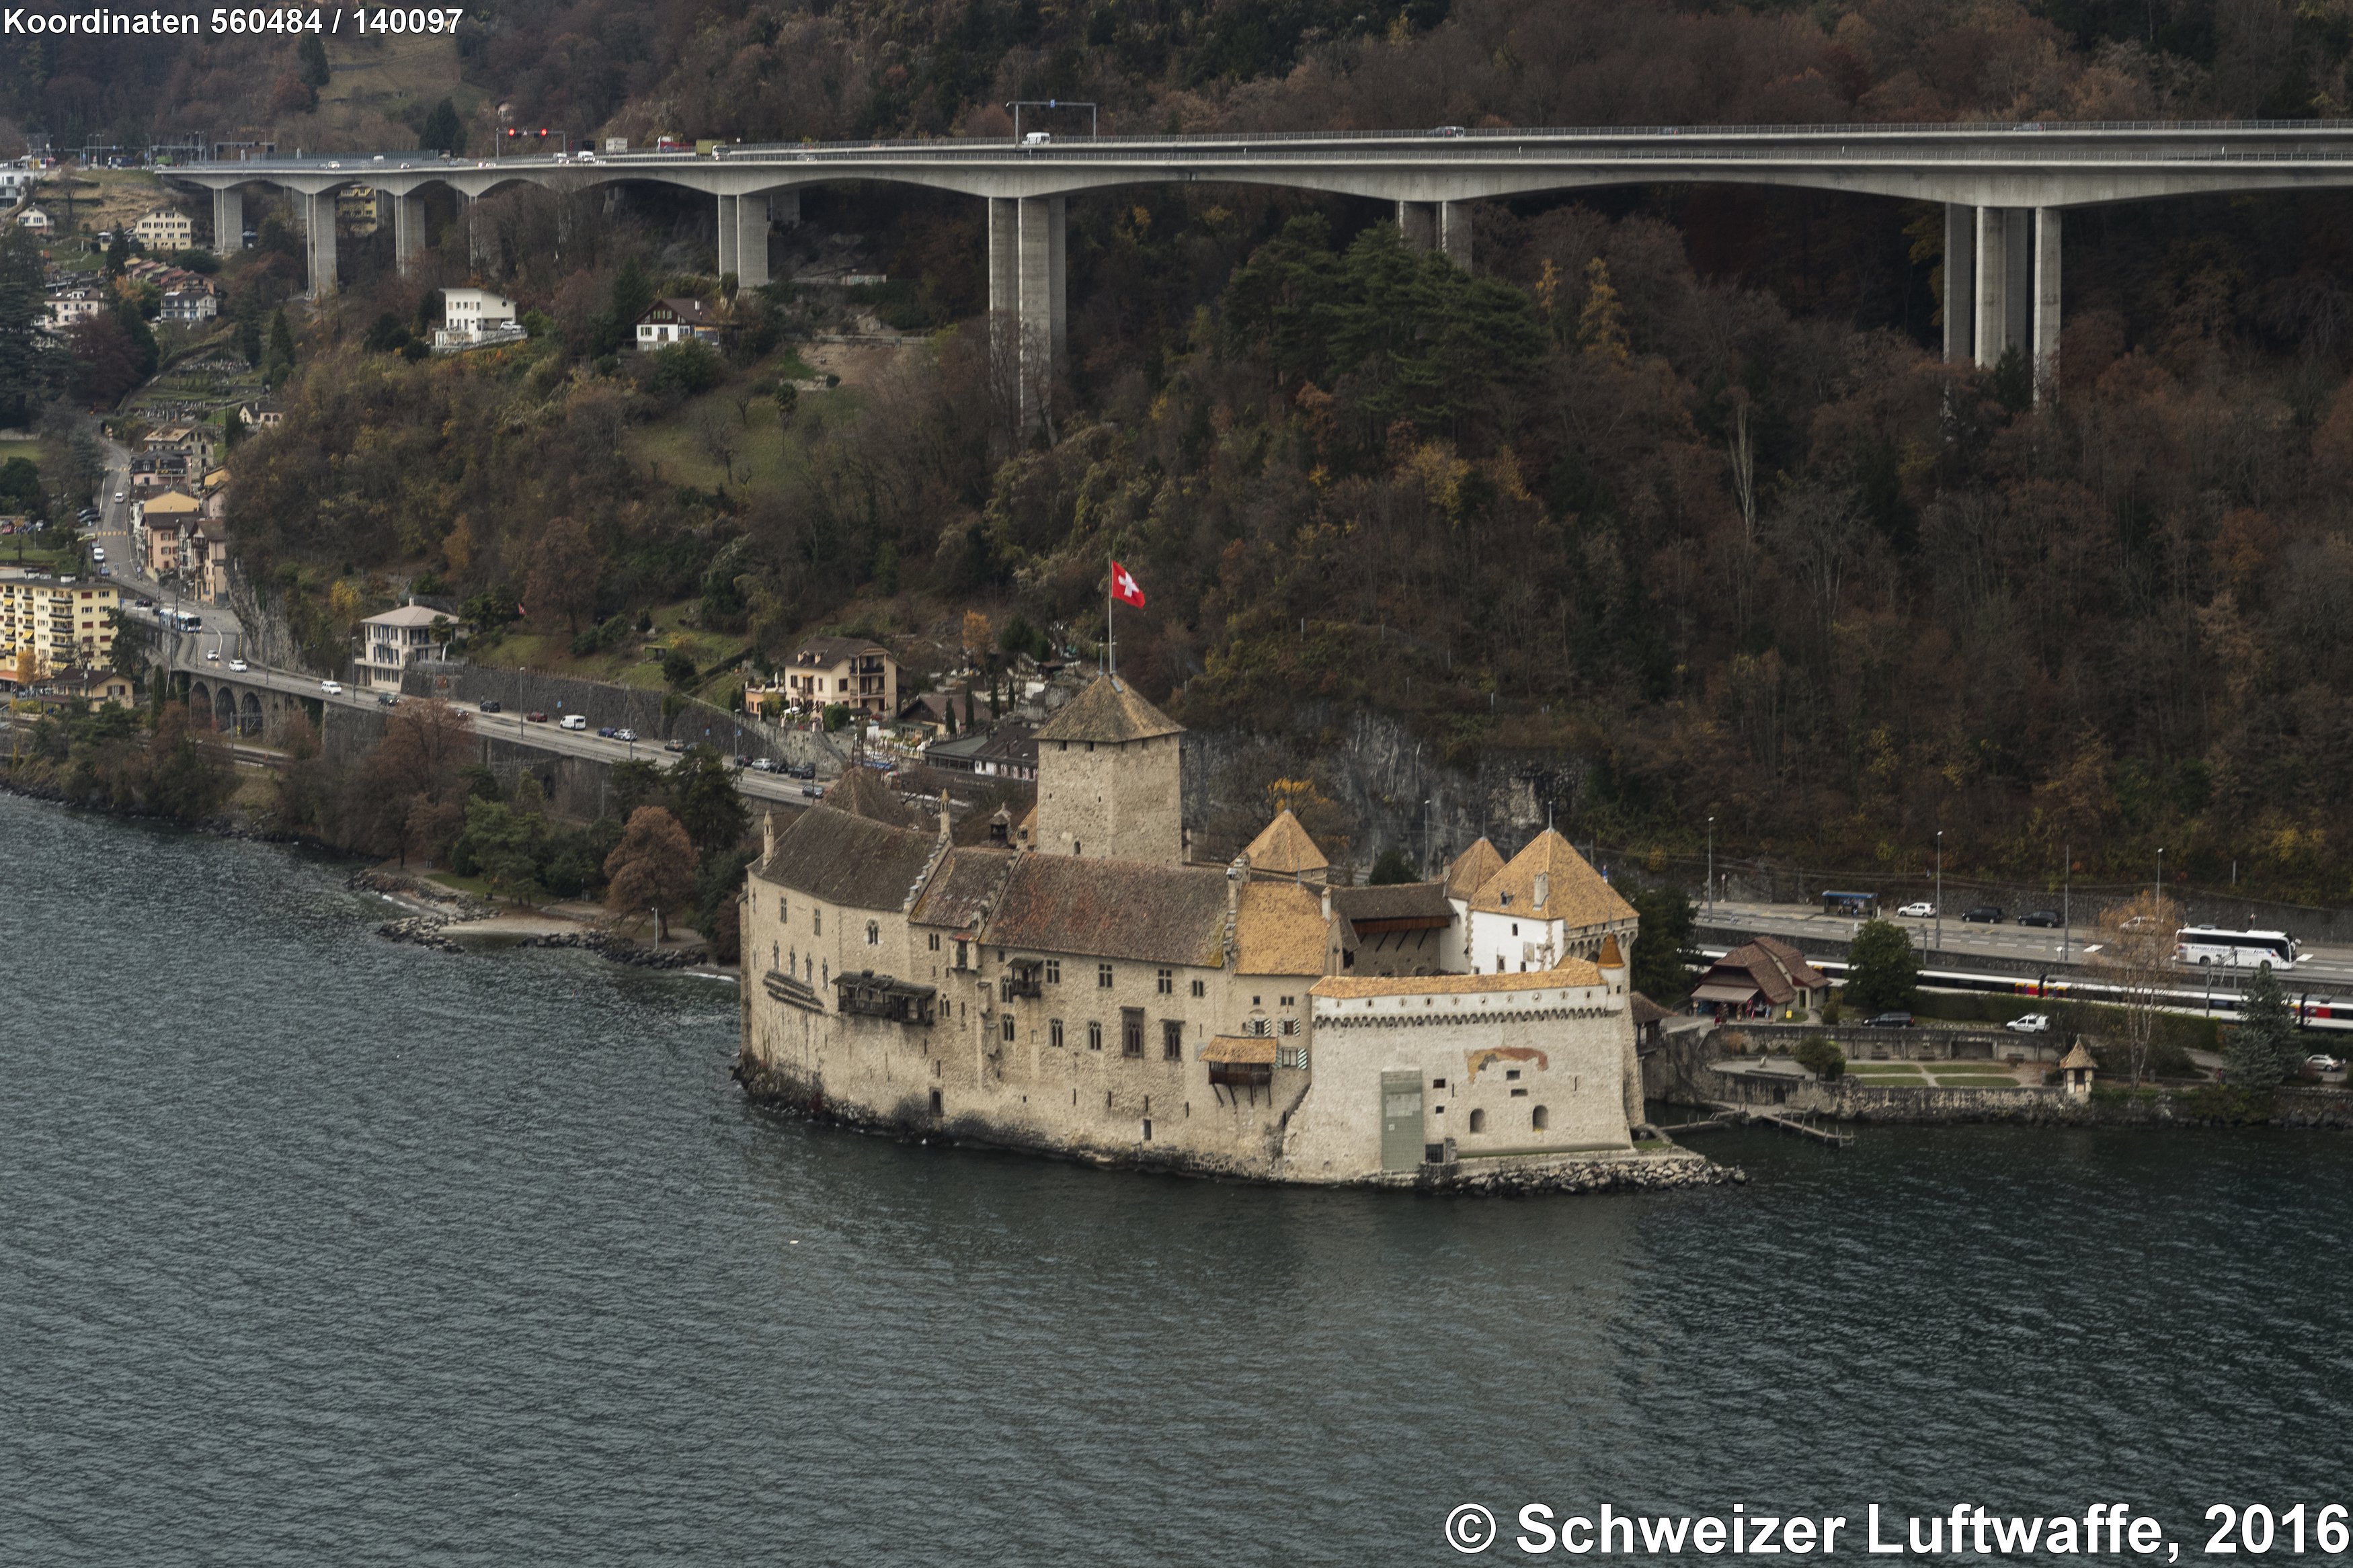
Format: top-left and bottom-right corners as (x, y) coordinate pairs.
(212, 185), (244, 253)
(1396, 199), (1436, 250)
(1953, 204), (2059, 399)
(723, 192), (770, 287)
(987, 195), (1066, 430)
(1439, 200), (1473, 270)
(304, 189), (337, 296)
(716, 193), (737, 280)
(466, 194), (495, 275)
(393, 190), (427, 274)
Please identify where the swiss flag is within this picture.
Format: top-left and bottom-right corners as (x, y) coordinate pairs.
(1111, 561), (1146, 608)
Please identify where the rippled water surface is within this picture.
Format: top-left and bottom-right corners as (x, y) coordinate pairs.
(5, 792), (2352, 1565)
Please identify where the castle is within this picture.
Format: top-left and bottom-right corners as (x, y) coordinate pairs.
(735, 674), (1655, 1184)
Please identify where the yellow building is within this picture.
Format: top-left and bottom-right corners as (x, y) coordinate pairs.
(335, 188), (381, 235)
(131, 207), (194, 251)
(0, 573), (121, 679)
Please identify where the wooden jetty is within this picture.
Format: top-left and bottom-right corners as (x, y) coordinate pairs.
(1655, 1104), (1853, 1149)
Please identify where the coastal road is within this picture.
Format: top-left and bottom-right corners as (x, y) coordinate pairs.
(1704, 898), (2353, 992)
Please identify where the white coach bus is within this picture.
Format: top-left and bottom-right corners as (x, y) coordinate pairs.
(2176, 926), (2299, 968)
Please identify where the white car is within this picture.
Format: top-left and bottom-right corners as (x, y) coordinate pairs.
(203, 649), (218, 662)
(229, 658), (248, 672)
(2308, 1054), (2346, 1074)
(559, 713), (588, 730)
(113, 491), (125, 503)
(90, 546), (105, 561)
(1897, 901), (1936, 917)
(2007, 1014), (2052, 1034)
(614, 728), (637, 743)
(320, 679), (342, 695)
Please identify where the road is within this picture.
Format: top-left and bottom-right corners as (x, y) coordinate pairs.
(1703, 899), (2353, 993)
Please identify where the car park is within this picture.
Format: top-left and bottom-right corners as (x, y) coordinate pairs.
(479, 700), (502, 713)
(2007, 1014), (2052, 1034)
(2018, 910), (2062, 928)
(1960, 906), (2003, 923)
(1896, 901), (1936, 917)
(321, 679), (342, 694)
(1865, 1012), (1915, 1028)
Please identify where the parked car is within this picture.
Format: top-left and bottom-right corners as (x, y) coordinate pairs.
(1896, 901), (1936, 917)
(664, 739), (687, 753)
(89, 546), (104, 561)
(559, 713), (588, 731)
(614, 729), (636, 743)
(597, 726), (617, 739)
(801, 783), (823, 798)
(228, 658), (247, 671)
(320, 679), (342, 695)
(750, 757), (776, 772)
(525, 710), (549, 723)
(2307, 1054), (2346, 1074)
(1865, 1012), (1915, 1028)
(1960, 906), (2003, 923)
(2007, 1014), (2052, 1034)
(2018, 910), (2062, 928)
(479, 700), (502, 713)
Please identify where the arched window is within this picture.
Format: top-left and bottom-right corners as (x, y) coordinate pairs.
(866, 920), (879, 946)
(1468, 1108), (1487, 1133)
(1531, 1105), (1550, 1130)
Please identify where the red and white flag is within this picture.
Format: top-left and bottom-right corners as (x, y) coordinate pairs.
(1111, 561), (1146, 608)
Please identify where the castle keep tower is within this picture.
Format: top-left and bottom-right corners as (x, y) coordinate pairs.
(1033, 675), (1184, 866)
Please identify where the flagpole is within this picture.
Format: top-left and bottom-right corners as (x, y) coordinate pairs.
(1107, 555), (1115, 678)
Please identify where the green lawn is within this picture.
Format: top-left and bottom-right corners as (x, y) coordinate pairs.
(0, 440), (40, 467)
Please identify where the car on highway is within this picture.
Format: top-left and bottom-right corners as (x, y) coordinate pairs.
(2007, 1014), (2052, 1034)
(2017, 910), (2062, 928)
(1896, 901), (1936, 917)
(1960, 905), (2003, 923)
(1865, 1012), (1915, 1028)
(525, 710), (549, 723)
(136, 599), (155, 610)
(112, 491), (124, 503)
(376, 694), (399, 707)
(801, 784), (823, 798)
(750, 757), (776, 772)
(559, 714), (588, 731)
(320, 679), (342, 695)
(614, 729), (637, 743)
(204, 649), (218, 662)
(598, 726), (618, 738)
(2309, 1054), (2346, 1073)
(664, 739), (687, 753)
(479, 700), (502, 713)
(229, 658), (247, 671)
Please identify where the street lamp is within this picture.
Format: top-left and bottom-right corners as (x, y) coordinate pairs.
(1934, 830), (1944, 956)
(2062, 839), (2071, 966)
(2155, 848), (2165, 915)
(1706, 815), (1715, 914)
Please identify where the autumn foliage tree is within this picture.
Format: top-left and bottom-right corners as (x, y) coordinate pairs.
(604, 804), (696, 944)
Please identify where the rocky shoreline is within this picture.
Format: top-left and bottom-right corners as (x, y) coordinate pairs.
(354, 871), (715, 970)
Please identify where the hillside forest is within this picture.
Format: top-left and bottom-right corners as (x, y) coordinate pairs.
(13, 1), (2353, 907)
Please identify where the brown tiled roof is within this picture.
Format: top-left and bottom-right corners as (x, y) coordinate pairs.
(1204, 1036), (1279, 1064)
(971, 719), (1039, 768)
(1330, 881), (1453, 936)
(1242, 809), (1328, 877)
(1445, 838), (1505, 899)
(753, 804), (941, 912)
(1035, 673), (1183, 744)
(1598, 933), (1624, 966)
(794, 634), (889, 666)
(825, 767), (922, 828)
(1234, 879), (1330, 977)
(2060, 1042), (2097, 1070)
(1629, 991), (1670, 1025)
(910, 847), (1017, 932)
(1699, 937), (1826, 1007)
(983, 855), (1230, 965)
(1312, 958), (1606, 999)
(1466, 830), (1637, 930)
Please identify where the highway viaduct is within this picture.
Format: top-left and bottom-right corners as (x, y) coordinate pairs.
(167, 120), (2353, 420)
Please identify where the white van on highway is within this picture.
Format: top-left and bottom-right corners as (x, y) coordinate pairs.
(560, 714), (588, 730)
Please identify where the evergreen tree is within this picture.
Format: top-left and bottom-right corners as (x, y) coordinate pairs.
(0, 226), (57, 425)
(1627, 880), (1698, 1003)
(419, 97), (466, 156)
(671, 745), (747, 856)
(297, 34), (331, 89)
(2228, 962), (2299, 1089)
(1843, 919), (1919, 1016)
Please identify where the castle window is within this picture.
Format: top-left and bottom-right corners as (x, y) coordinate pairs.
(1511, 1087), (1527, 1098)
(1191, 979), (1205, 998)
(771, 942), (779, 968)
(956, 940), (969, 971)
(1432, 1078), (1446, 1089)
(1161, 1019), (1185, 1061)
(1469, 1109), (1487, 1132)
(1121, 1009), (1144, 1058)
(1156, 968), (1172, 995)
(1098, 962), (1113, 989)
(1511, 923), (1519, 936)
(867, 921), (879, 946)
(813, 909), (822, 935)
(1531, 1106), (1549, 1129)
(1001, 1015), (1015, 1042)
(1073, 841), (1082, 856)
(1088, 1021), (1103, 1051)
(928, 934), (941, 951)
(1505, 1069), (1520, 1081)
(1280, 1018), (1299, 1036)
(1050, 1020), (1064, 1049)
(1045, 959), (1060, 984)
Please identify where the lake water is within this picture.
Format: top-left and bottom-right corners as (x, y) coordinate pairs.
(5, 790), (2352, 1565)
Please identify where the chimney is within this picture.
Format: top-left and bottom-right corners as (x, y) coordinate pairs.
(762, 809), (775, 860)
(1533, 871), (1550, 910)
(1320, 884), (1332, 920)
(939, 790), (953, 843)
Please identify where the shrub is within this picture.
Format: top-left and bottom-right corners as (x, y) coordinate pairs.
(1794, 1036), (1846, 1081)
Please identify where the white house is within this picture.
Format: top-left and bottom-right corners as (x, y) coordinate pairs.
(15, 206), (51, 232)
(160, 287), (217, 323)
(635, 296), (717, 347)
(354, 602), (463, 692)
(443, 288), (517, 337)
